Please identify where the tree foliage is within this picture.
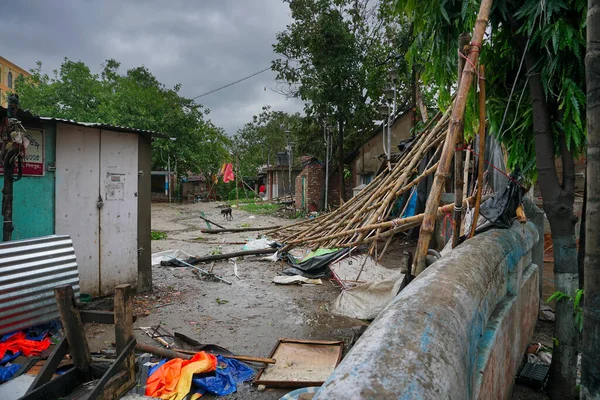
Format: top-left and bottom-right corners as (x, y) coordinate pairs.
(232, 105), (323, 177)
(396, 0), (586, 179)
(395, 0), (586, 397)
(15, 58), (230, 178)
(272, 0), (413, 151)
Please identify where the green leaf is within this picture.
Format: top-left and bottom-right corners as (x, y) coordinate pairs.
(574, 289), (584, 309)
(547, 291), (571, 303)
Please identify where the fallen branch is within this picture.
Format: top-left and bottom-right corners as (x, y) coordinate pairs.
(198, 214), (226, 230)
(134, 342), (276, 364)
(201, 226), (281, 234)
(192, 248), (276, 262)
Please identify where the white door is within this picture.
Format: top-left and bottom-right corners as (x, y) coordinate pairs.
(99, 130), (138, 294)
(55, 124), (101, 295)
(56, 124), (138, 296)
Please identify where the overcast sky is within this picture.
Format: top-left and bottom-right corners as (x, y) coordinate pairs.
(1, 0), (304, 136)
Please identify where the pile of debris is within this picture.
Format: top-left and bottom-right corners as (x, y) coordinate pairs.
(269, 107), (457, 258)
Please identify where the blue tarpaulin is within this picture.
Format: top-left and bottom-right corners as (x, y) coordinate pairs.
(148, 355), (255, 397)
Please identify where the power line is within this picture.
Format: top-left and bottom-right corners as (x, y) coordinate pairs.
(191, 67), (272, 100)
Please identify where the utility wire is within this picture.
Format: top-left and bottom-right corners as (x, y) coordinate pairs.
(191, 67), (271, 100)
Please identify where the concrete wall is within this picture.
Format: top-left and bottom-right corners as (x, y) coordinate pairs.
(0, 122), (56, 240)
(316, 222), (539, 400)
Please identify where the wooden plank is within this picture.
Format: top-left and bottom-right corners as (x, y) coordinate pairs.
(26, 337), (68, 392)
(85, 338), (136, 400)
(54, 285), (91, 371)
(20, 368), (84, 400)
(79, 310), (138, 325)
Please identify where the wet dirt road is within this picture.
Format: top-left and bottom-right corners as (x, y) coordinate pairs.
(87, 201), (368, 399)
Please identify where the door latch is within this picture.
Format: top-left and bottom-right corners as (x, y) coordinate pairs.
(97, 195), (104, 209)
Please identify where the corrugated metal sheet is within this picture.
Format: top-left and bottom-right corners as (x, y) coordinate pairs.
(0, 106), (166, 137)
(0, 235), (80, 335)
(39, 117), (165, 137)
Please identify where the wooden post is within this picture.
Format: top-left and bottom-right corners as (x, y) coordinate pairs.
(452, 33), (471, 249)
(1, 94), (20, 242)
(412, 0), (492, 276)
(114, 284), (133, 354)
(54, 286), (91, 371)
(470, 65), (486, 238)
(2, 149), (15, 241)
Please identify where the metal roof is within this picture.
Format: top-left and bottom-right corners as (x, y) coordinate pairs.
(0, 106), (166, 137)
(39, 116), (165, 137)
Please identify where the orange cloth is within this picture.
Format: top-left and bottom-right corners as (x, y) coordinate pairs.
(146, 352), (217, 400)
(222, 163), (235, 183)
(0, 331), (51, 358)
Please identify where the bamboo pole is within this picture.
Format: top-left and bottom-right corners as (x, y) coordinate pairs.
(463, 145), (471, 200)
(452, 33), (471, 248)
(339, 197), (480, 248)
(470, 65), (486, 238)
(413, 0), (492, 276)
(287, 197), (476, 245)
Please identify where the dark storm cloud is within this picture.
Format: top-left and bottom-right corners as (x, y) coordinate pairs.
(1, 0), (304, 135)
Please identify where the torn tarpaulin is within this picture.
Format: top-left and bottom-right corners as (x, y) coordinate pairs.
(478, 169), (527, 230)
(192, 355), (255, 396)
(0, 364), (20, 383)
(0, 331), (51, 359)
(279, 249), (350, 279)
(147, 355), (255, 398)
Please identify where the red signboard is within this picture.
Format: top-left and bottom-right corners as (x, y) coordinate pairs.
(0, 129), (45, 176)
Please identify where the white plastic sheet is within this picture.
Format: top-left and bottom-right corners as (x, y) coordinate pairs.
(242, 237), (275, 251)
(330, 255), (406, 320)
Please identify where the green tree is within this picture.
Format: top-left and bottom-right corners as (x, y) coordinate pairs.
(15, 58), (230, 180)
(232, 106), (322, 178)
(395, 0), (586, 397)
(273, 0), (412, 202)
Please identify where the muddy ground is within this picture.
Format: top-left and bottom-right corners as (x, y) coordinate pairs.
(86, 201), (390, 399)
(83, 201), (556, 399)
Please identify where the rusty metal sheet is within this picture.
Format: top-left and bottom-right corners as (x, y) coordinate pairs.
(0, 235), (80, 335)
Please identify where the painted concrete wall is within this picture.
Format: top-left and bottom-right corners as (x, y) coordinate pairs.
(0, 122), (56, 240)
(316, 222), (539, 400)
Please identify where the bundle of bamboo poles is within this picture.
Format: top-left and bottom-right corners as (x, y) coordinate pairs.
(267, 106), (454, 252)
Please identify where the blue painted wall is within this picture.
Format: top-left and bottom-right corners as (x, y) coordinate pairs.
(0, 123), (56, 240)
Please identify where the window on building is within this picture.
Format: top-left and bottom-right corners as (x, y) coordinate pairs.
(361, 174), (374, 185)
(7, 72), (12, 89)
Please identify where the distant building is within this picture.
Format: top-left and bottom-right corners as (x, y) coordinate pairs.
(294, 109), (417, 210)
(0, 56), (31, 106)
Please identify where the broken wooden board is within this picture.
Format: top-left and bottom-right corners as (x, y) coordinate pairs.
(254, 339), (343, 388)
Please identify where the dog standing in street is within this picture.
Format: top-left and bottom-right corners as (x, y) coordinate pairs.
(221, 206), (233, 221)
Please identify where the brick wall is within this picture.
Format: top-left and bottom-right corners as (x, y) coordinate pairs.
(328, 170), (353, 207)
(295, 163), (325, 210)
